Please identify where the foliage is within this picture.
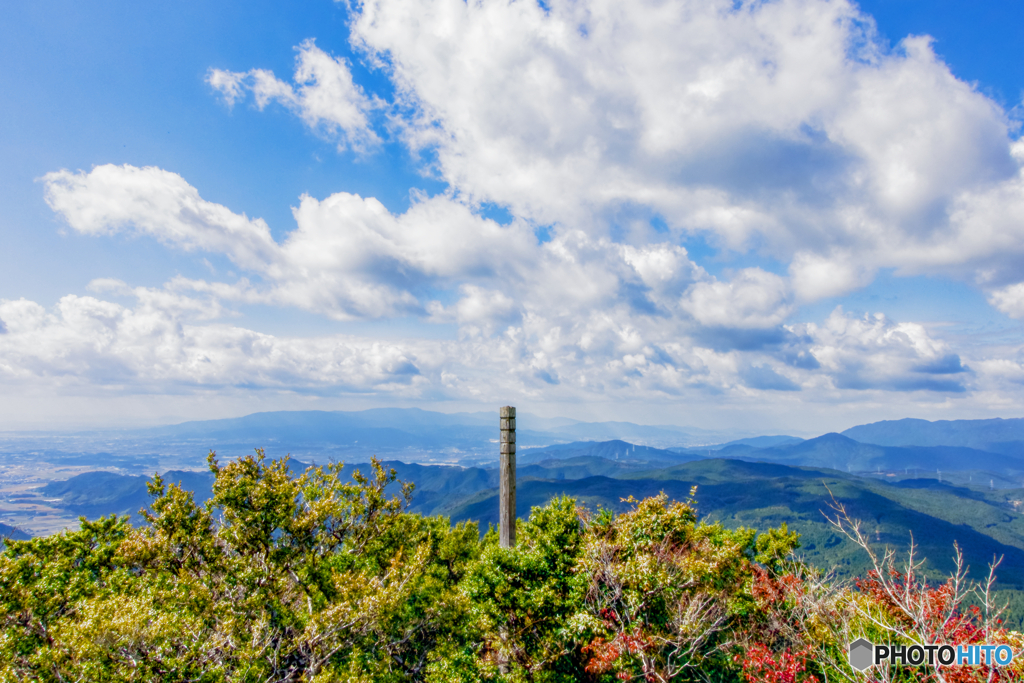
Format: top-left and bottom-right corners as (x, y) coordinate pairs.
(0, 449), (1022, 682)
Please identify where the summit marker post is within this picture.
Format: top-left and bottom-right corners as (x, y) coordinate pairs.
(499, 406), (516, 548)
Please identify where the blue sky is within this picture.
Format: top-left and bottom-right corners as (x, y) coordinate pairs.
(2, 0), (1024, 433)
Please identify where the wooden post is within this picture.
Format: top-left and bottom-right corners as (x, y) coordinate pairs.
(499, 406), (516, 548)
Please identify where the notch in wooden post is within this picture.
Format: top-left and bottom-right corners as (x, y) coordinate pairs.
(499, 405), (516, 548)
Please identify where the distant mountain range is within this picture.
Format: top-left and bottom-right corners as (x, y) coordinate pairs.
(12, 409), (1024, 473)
(8, 411), (1024, 600)
(519, 439), (701, 466)
(126, 408), (740, 465)
(693, 432), (1024, 478)
(842, 417), (1024, 453)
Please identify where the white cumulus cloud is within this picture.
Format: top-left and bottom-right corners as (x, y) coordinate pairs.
(43, 164), (278, 272)
(344, 0), (1024, 287)
(795, 307), (970, 393)
(208, 39), (380, 152)
(28, 0), (1024, 419)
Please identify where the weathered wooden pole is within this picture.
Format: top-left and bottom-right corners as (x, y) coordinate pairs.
(499, 405), (516, 548)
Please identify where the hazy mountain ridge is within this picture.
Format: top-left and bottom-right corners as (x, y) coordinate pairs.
(17, 409), (1024, 476)
(713, 432), (1024, 476)
(124, 408), (745, 460)
(842, 417), (1024, 451)
(518, 439), (702, 466)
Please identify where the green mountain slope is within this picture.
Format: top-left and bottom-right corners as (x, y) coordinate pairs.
(444, 458), (1024, 587)
(0, 521), (29, 542)
(31, 457), (659, 523)
(39, 470), (216, 523)
(27, 453), (1024, 594)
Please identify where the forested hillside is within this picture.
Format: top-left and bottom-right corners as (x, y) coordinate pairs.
(33, 452), (1024, 593)
(1, 451), (1022, 681)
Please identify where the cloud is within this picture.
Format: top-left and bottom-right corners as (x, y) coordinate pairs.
(196, 0), (1024, 323)
(206, 69), (247, 107)
(988, 282), (1024, 319)
(43, 164), (278, 272)
(340, 0), (1024, 289)
(31, 0), (1024, 416)
(42, 164), (714, 329)
(913, 354), (968, 375)
(208, 39), (380, 152)
(0, 294), (427, 391)
(740, 364), (801, 392)
(446, 285), (520, 336)
(1, 285), (985, 407)
(38, 161), (990, 402)
(789, 250), (874, 302)
(681, 268), (791, 328)
(86, 278), (132, 296)
(43, 165), (539, 320)
(794, 308), (970, 393)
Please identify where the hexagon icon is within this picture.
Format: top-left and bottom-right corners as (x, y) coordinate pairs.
(849, 638), (874, 671)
